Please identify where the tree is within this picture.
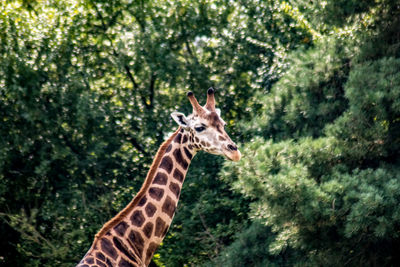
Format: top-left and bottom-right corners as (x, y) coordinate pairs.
(219, 0), (400, 265)
(0, 0), (310, 266)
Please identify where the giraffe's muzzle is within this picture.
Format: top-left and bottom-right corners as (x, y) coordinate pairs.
(224, 145), (241, 162)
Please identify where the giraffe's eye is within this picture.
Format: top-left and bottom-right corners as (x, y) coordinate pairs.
(195, 126), (206, 132)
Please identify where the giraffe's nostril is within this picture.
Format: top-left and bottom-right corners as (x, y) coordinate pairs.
(228, 144), (237, 151)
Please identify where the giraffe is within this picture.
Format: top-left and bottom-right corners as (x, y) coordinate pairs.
(76, 88), (241, 267)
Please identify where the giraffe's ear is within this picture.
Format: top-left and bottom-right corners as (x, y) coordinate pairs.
(215, 108), (221, 117)
(171, 112), (190, 129)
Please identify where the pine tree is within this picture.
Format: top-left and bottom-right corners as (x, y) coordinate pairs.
(220, 0), (400, 265)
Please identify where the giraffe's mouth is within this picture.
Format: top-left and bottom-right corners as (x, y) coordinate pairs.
(224, 150), (241, 162)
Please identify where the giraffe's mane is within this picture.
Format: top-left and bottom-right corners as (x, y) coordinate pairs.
(92, 127), (181, 244)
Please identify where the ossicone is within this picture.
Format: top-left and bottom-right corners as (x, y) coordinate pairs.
(205, 87), (216, 111)
(187, 91), (205, 115)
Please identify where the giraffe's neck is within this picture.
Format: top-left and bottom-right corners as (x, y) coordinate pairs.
(77, 128), (196, 267)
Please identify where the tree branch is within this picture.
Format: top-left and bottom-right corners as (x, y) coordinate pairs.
(185, 40), (200, 65)
(129, 135), (146, 154)
(148, 72), (156, 109)
(198, 211), (222, 257)
(124, 65), (139, 90)
(92, 1), (156, 113)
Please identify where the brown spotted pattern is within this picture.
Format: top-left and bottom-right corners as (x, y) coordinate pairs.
(76, 131), (195, 267)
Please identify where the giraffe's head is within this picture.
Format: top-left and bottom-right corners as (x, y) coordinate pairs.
(171, 88), (241, 162)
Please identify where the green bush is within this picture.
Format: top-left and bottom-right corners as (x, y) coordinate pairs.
(223, 135), (400, 265)
(203, 221), (291, 267)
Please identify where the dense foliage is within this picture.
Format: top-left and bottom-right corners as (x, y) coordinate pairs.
(217, 0), (400, 266)
(1, 0), (399, 266)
